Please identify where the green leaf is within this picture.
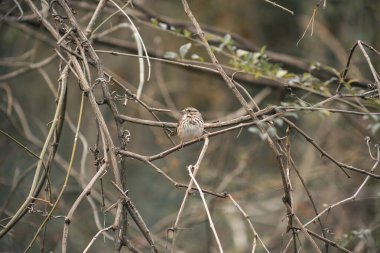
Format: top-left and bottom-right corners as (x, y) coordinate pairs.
(276, 69), (288, 78)
(216, 34), (232, 52)
(191, 54), (204, 62)
(298, 99), (309, 107)
(236, 49), (249, 58)
(283, 112), (299, 119)
(223, 34), (232, 44)
(248, 126), (260, 135)
(274, 118), (284, 127)
(267, 126), (277, 137)
(158, 22), (168, 30)
(371, 123), (380, 135)
(343, 81), (352, 90)
(183, 29), (192, 38)
(150, 18), (159, 27)
(163, 51), (178, 59)
(260, 45), (266, 55)
(369, 114), (379, 121)
(179, 43), (192, 59)
(319, 109), (331, 117)
(352, 229), (372, 240)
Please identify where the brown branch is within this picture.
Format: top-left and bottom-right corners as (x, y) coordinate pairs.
(112, 182), (159, 253)
(85, 0), (109, 37)
(0, 54), (57, 81)
(281, 129), (329, 252)
(292, 227), (353, 253)
(304, 145), (380, 227)
(118, 148), (226, 198)
(170, 137), (211, 252)
(227, 194), (269, 252)
(117, 110), (284, 161)
(285, 203), (322, 253)
(283, 117), (380, 178)
(337, 40), (380, 96)
(0, 62), (68, 240)
(62, 163), (108, 253)
(117, 106), (275, 129)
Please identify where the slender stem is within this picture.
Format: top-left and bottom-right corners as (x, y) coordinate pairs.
(0, 129), (40, 159)
(62, 163), (108, 253)
(24, 86), (84, 253)
(0, 66), (68, 239)
(83, 225), (114, 253)
(188, 162), (224, 253)
(171, 137), (210, 252)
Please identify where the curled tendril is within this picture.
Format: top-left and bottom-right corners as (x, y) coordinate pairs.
(111, 91), (136, 107)
(27, 203), (36, 213)
(95, 77), (108, 84)
(81, 40), (90, 47)
(111, 90), (119, 98)
(111, 91), (124, 100)
(122, 130), (131, 143)
(364, 136), (380, 160)
(368, 83), (376, 90)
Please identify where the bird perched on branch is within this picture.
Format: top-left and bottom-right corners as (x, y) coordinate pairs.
(177, 107), (204, 145)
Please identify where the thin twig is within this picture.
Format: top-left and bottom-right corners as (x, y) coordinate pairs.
(357, 41), (380, 97)
(228, 194), (270, 253)
(24, 75), (82, 253)
(283, 117), (350, 177)
(170, 136), (210, 252)
(83, 225), (114, 253)
(62, 163), (108, 253)
(284, 203), (322, 253)
(112, 182), (159, 253)
(0, 129), (40, 159)
(0, 65), (68, 239)
(292, 227), (353, 253)
(264, 0), (294, 15)
(186, 139), (224, 253)
(304, 144), (380, 227)
(297, 1), (323, 46)
(108, 0), (151, 81)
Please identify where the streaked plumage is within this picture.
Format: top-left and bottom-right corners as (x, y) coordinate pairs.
(177, 107), (204, 143)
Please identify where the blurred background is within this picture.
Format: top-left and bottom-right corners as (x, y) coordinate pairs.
(1, 0), (380, 252)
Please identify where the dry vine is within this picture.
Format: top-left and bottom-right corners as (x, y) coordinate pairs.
(0, 1), (379, 253)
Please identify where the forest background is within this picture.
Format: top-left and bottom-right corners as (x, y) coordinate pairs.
(0, 1), (380, 253)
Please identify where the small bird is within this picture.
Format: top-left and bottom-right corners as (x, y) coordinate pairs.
(177, 107), (204, 144)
